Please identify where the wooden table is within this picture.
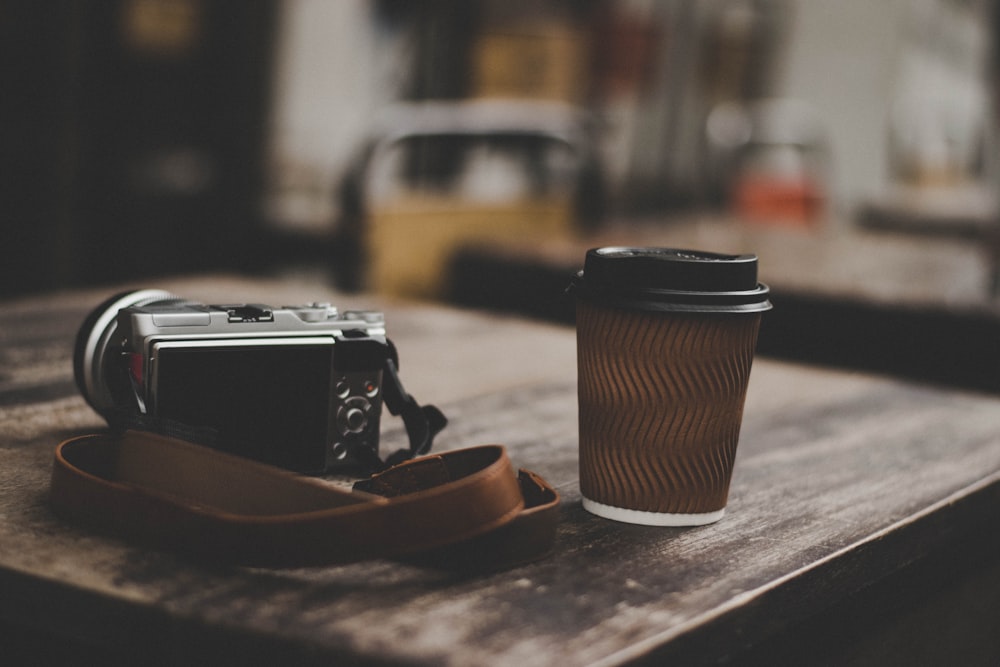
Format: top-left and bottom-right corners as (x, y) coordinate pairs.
(3, 276), (1000, 666)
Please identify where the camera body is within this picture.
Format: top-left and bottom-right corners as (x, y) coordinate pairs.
(75, 290), (394, 472)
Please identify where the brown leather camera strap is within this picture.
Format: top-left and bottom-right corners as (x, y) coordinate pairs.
(50, 431), (559, 570)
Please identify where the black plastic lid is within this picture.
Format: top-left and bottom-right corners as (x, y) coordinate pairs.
(569, 247), (772, 313)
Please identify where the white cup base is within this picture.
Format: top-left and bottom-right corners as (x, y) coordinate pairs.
(582, 497), (726, 526)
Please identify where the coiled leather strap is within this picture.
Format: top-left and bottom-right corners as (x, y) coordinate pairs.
(50, 431), (559, 570)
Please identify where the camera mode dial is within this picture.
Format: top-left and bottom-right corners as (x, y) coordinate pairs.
(291, 303), (338, 322)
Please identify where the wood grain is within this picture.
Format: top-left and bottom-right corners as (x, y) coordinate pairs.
(3, 277), (1000, 665)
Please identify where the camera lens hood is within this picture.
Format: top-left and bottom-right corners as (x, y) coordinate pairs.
(73, 289), (178, 419)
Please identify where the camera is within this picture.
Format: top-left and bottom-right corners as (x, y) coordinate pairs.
(74, 289), (444, 473)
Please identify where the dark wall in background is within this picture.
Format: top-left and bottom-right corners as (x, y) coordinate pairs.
(1, 0), (277, 298)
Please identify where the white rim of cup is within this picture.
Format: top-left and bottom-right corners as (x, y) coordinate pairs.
(582, 497), (726, 526)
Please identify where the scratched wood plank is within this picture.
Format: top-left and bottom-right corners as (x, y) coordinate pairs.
(3, 277), (1000, 666)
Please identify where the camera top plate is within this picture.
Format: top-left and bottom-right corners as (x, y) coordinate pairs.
(119, 302), (386, 352)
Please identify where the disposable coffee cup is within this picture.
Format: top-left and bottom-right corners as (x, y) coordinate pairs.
(569, 247), (771, 526)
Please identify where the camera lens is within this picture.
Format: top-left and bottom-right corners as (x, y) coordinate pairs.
(73, 289), (178, 420)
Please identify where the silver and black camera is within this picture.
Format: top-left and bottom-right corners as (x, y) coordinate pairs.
(74, 290), (445, 473)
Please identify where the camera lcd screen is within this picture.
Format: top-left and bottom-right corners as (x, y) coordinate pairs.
(153, 341), (334, 472)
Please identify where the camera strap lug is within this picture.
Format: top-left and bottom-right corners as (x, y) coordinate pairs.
(335, 335), (447, 471)
(379, 356), (447, 469)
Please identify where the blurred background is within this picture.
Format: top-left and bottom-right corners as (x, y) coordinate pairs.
(3, 0), (1000, 389)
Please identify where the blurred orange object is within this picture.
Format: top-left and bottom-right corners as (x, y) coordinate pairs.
(707, 99), (828, 226)
(733, 174), (824, 225)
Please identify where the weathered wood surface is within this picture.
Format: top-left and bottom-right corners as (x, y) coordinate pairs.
(3, 276), (1000, 665)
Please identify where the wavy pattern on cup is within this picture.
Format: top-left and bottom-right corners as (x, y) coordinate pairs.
(577, 301), (760, 514)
